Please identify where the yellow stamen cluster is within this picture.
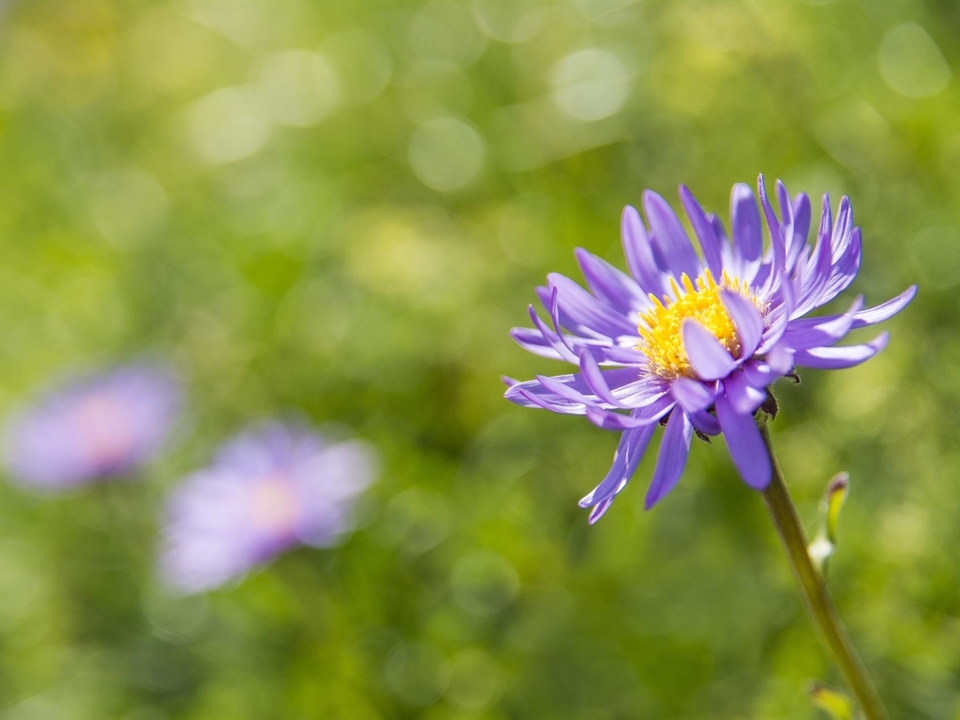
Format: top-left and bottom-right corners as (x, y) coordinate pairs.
(638, 270), (759, 380)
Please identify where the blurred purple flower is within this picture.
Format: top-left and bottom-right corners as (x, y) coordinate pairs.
(160, 421), (378, 594)
(505, 176), (915, 521)
(3, 362), (182, 489)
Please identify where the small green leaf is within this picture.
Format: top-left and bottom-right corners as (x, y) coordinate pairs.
(809, 681), (854, 720)
(825, 472), (850, 545)
(809, 472), (850, 574)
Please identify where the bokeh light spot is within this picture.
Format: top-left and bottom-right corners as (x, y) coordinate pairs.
(187, 86), (271, 164)
(551, 48), (630, 122)
(408, 116), (484, 192)
(879, 23), (951, 99)
(257, 50), (340, 127)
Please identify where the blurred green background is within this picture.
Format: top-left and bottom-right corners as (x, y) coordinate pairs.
(0, 1), (955, 718)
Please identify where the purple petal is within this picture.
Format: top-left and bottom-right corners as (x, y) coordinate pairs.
(580, 424), (657, 511)
(789, 193), (812, 271)
(510, 325), (567, 361)
(721, 289), (765, 359)
(621, 205), (665, 295)
(642, 190), (701, 279)
(715, 394), (771, 490)
(579, 351), (630, 408)
(548, 367), (651, 405)
(588, 499), (614, 524)
(585, 396), (675, 430)
(670, 376), (717, 414)
(792, 195), (834, 318)
(757, 175), (786, 277)
(722, 369), (767, 415)
(818, 228), (863, 307)
(596, 345), (647, 365)
(781, 295), (864, 350)
(512, 386), (587, 415)
(741, 360), (781, 389)
(644, 409), (693, 509)
(850, 285), (917, 329)
(548, 274), (636, 339)
(680, 185), (724, 277)
(792, 332), (889, 370)
(575, 248), (647, 316)
(689, 410), (721, 436)
(506, 368), (649, 413)
(756, 271), (795, 354)
(830, 196), (854, 263)
(730, 182), (763, 281)
(525, 302), (579, 363)
(766, 345), (795, 374)
(683, 320), (738, 381)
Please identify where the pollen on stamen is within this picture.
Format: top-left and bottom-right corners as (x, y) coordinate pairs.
(637, 270), (759, 380)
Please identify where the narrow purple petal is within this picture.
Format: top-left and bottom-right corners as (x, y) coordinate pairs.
(683, 320), (738, 381)
(792, 332), (889, 370)
(510, 326), (566, 361)
(525, 303), (579, 363)
(507, 368), (651, 413)
(722, 370), (767, 415)
(621, 205), (665, 295)
(817, 227), (863, 307)
(588, 499), (614, 524)
(792, 195), (834, 318)
(642, 190), (701, 279)
(741, 361), (780, 389)
(575, 248), (647, 315)
(788, 193), (811, 272)
(757, 175), (786, 276)
(579, 351), (630, 408)
(614, 376), (672, 407)
(535, 374), (598, 406)
(715, 394), (771, 490)
(689, 410), (721, 436)
(670, 376), (717, 414)
(830, 196), (854, 263)
(511, 386), (587, 414)
(850, 285), (917, 329)
(721, 289), (765, 359)
(766, 345), (795, 374)
(548, 273), (636, 339)
(585, 396), (675, 430)
(680, 185), (724, 277)
(756, 272), (795, 354)
(782, 295), (864, 350)
(644, 409), (693, 509)
(580, 423), (657, 511)
(730, 182), (763, 281)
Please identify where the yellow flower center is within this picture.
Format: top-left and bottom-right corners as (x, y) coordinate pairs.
(638, 270), (760, 379)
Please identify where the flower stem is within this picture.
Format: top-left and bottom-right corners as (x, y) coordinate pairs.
(759, 424), (888, 720)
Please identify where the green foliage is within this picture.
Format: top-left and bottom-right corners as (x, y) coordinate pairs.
(0, 1), (955, 718)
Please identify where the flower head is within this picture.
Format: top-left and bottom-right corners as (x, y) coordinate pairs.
(505, 177), (915, 522)
(3, 362), (182, 489)
(160, 420), (378, 594)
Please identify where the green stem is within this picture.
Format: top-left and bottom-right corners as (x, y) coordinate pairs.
(759, 424), (888, 720)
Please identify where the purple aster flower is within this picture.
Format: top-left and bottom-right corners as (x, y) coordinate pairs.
(160, 420), (378, 594)
(505, 176), (915, 522)
(3, 362), (182, 489)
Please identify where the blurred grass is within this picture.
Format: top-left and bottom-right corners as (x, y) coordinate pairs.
(0, 1), (955, 718)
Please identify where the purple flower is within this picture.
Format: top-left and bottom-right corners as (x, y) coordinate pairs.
(160, 421), (378, 594)
(505, 177), (915, 522)
(3, 362), (182, 489)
